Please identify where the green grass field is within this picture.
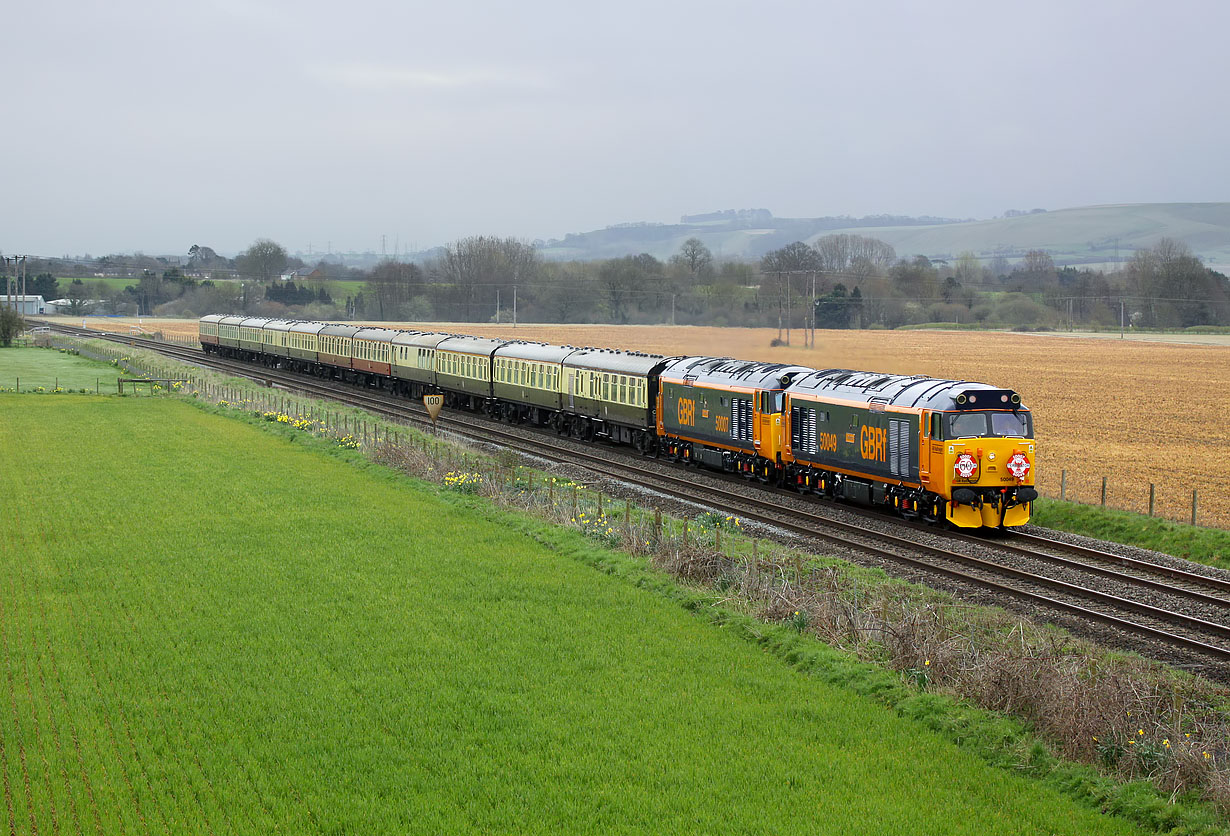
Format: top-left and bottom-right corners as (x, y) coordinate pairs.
(1032, 499), (1229, 566)
(0, 396), (1158, 835)
(0, 346), (125, 392)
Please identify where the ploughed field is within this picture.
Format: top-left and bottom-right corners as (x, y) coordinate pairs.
(64, 317), (1230, 528)
(0, 396), (1151, 835)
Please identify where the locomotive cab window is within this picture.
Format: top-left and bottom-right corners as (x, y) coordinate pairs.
(991, 411), (1033, 438)
(944, 411), (1032, 439)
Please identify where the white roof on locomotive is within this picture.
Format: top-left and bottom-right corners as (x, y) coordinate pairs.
(661, 356), (814, 390)
(788, 369), (1027, 411)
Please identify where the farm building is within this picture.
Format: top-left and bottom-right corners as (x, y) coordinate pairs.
(1, 295), (45, 315)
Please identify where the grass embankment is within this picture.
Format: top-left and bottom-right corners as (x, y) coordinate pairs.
(0, 397), (1159, 836)
(1033, 499), (1230, 566)
(0, 345), (125, 392)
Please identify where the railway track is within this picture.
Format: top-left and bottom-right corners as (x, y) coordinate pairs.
(46, 322), (1230, 668)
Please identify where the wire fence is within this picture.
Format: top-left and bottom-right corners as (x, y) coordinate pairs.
(1033, 468), (1218, 528)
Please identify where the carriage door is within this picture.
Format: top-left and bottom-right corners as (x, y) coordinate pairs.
(567, 369), (575, 409)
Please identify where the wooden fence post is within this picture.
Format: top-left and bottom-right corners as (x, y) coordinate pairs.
(653, 509), (662, 544)
(1060, 469), (1067, 501)
(1191, 490), (1198, 526)
(1148, 483), (1155, 517)
(1101, 476), (1107, 506)
(751, 540), (760, 592)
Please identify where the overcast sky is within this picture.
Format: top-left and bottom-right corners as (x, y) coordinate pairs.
(3, 0), (1228, 258)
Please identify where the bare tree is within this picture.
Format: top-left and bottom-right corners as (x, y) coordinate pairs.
(237, 239), (288, 283)
(675, 237), (712, 276)
(367, 260), (424, 321)
(438, 236), (541, 320)
(760, 241), (821, 273)
(954, 251), (985, 286)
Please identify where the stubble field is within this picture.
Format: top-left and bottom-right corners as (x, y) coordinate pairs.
(64, 317), (1230, 528)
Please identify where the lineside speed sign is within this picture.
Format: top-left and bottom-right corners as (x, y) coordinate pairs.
(423, 394), (444, 424)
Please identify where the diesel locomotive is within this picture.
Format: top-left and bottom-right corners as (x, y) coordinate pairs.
(199, 315), (1036, 529)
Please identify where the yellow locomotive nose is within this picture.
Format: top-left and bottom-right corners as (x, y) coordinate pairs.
(945, 439), (1036, 528)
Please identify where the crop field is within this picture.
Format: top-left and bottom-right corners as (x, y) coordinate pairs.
(51, 317), (1230, 528)
(0, 397), (1154, 835)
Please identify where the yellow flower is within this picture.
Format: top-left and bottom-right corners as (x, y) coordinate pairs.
(1204, 752), (1211, 759)
(1138, 729), (1144, 735)
(1163, 739), (1170, 748)
(1092, 736), (1098, 742)
(1185, 733), (1191, 739)
(924, 660), (930, 667)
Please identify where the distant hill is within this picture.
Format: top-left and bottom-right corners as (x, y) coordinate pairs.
(536, 203), (1230, 271)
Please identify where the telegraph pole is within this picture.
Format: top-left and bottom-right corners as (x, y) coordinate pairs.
(512, 285), (517, 328)
(785, 271), (791, 346)
(810, 270), (817, 348)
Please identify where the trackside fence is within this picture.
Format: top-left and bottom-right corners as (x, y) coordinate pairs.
(1034, 468), (1220, 529)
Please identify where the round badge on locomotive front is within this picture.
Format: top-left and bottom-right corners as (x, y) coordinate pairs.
(954, 452), (979, 480)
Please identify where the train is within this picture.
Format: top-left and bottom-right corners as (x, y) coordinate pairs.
(199, 315), (1037, 529)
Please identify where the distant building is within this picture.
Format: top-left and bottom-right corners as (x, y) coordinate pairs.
(1, 295), (45, 315)
(278, 267), (324, 282)
(46, 298), (104, 314)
